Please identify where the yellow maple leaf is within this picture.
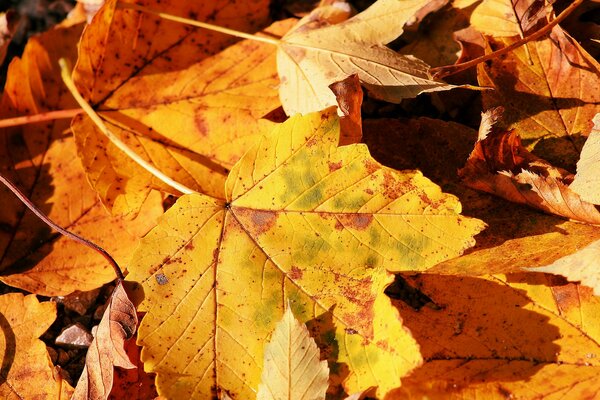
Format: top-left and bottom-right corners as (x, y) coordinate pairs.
(127, 108), (484, 399)
(0, 293), (73, 398)
(257, 306), (329, 400)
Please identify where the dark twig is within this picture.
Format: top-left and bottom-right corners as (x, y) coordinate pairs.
(430, 0), (584, 79)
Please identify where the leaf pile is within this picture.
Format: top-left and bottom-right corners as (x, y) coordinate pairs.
(0, 0), (600, 399)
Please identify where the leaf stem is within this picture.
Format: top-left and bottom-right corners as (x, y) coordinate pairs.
(0, 172), (124, 281)
(430, 0), (584, 79)
(117, 2), (281, 46)
(0, 108), (83, 128)
(59, 58), (195, 196)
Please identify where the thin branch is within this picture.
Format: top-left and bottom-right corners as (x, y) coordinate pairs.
(430, 0), (584, 79)
(0, 108), (83, 128)
(117, 2), (281, 46)
(0, 172), (124, 281)
(59, 58), (195, 195)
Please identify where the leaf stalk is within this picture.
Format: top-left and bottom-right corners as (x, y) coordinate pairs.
(59, 58), (195, 196)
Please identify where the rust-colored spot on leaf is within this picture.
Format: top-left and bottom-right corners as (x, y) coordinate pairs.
(328, 161), (343, 172)
(336, 214), (373, 230)
(289, 266), (303, 280)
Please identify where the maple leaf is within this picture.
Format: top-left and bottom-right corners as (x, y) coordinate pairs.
(458, 108), (600, 225)
(0, 23), (163, 296)
(72, 282), (138, 400)
(387, 273), (600, 399)
(277, 0), (462, 115)
(363, 116), (600, 275)
(472, 0), (600, 169)
(126, 108), (484, 399)
(257, 306), (329, 400)
(0, 293), (73, 398)
(71, 0), (276, 215)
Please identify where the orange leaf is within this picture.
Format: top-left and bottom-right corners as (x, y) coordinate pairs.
(73, 282), (138, 400)
(329, 74), (363, 145)
(0, 23), (163, 296)
(71, 0), (276, 215)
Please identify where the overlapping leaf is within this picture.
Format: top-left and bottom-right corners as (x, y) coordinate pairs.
(387, 274), (600, 399)
(73, 282), (138, 400)
(277, 0), (461, 115)
(72, 0), (276, 214)
(257, 306), (329, 400)
(0, 23), (162, 296)
(570, 113), (600, 205)
(0, 293), (73, 398)
(472, 0), (600, 168)
(127, 108), (484, 399)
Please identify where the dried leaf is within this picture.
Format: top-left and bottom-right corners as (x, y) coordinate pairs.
(73, 282), (138, 400)
(525, 239), (600, 296)
(257, 306), (329, 400)
(108, 335), (158, 400)
(329, 74), (363, 145)
(474, 0), (600, 168)
(570, 113), (600, 205)
(0, 293), (73, 398)
(127, 109), (484, 399)
(0, 23), (163, 296)
(388, 274), (600, 399)
(277, 0), (461, 115)
(72, 0), (275, 214)
(458, 109), (600, 225)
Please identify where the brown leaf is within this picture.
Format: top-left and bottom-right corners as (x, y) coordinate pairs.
(72, 282), (138, 400)
(474, 0), (600, 169)
(458, 108), (600, 225)
(108, 335), (158, 400)
(329, 74), (363, 145)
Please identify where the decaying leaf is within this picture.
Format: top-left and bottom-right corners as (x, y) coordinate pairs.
(329, 74), (363, 145)
(0, 23), (163, 296)
(127, 108), (484, 399)
(570, 113), (600, 205)
(0, 293), (73, 398)
(108, 336), (158, 400)
(473, 0), (600, 168)
(257, 306), (329, 400)
(525, 239), (600, 296)
(277, 0), (462, 115)
(388, 273), (600, 399)
(459, 108), (600, 225)
(73, 282), (138, 400)
(72, 0), (275, 214)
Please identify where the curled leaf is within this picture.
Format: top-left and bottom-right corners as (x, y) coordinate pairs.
(72, 282), (138, 400)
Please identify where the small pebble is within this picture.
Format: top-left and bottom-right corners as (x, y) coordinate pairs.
(55, 323), (93, 349)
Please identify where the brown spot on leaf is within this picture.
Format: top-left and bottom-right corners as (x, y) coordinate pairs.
(336, 214), (373, 230)
(235, 208), (279, 236)
(194, 112), (209, 137)
(289, 266), (303, 280)
(328, 161), (343, 172)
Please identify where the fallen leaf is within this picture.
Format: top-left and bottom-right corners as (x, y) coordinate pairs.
(71, 0), (280, 214)
(329, 74), (363, 145)
(362, 117), (600, 276)
(127, 108), (484, 399)
(0, 23), (163, 296)
(387, 273), (600, 399)
(473, 0), (600, 169)
(458, 108), (600, 225)
(72, 281), (138, 400)
(277, 0), (462, 115)
(0, 293), (73, 398)
(257, 306), (329, 400)
(524, 239), (600, 296)
(570, 113), (600, 205)
(108, 334), (158, 400)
